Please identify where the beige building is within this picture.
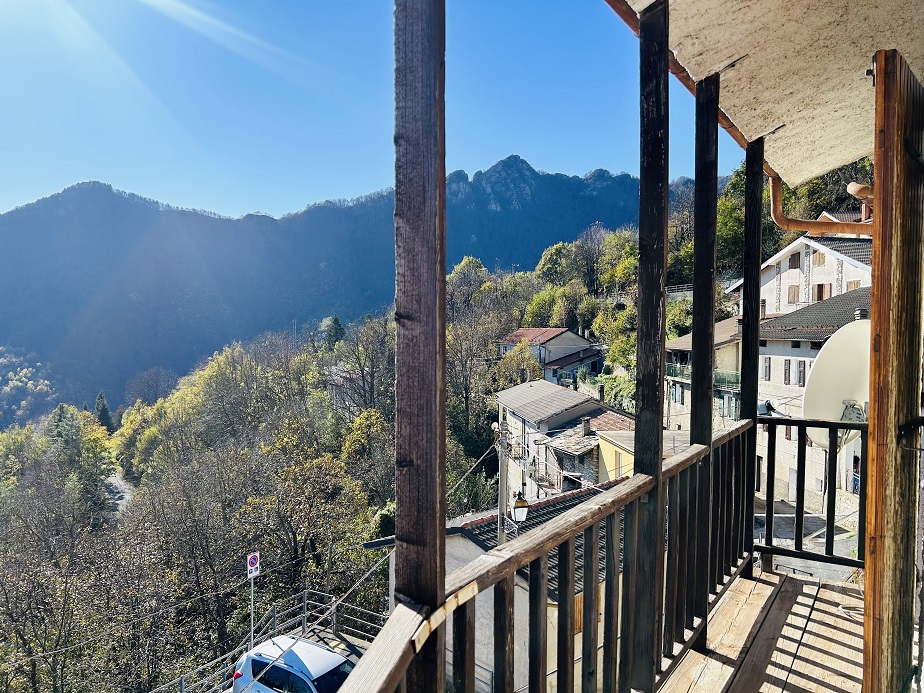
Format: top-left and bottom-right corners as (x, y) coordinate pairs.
(663, 315), (743, 434)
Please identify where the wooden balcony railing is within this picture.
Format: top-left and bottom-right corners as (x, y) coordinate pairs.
(341, 420), (753, 693)
(754, 416), (867, 570)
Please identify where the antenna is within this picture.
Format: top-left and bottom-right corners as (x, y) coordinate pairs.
(802, 318), (870, 450)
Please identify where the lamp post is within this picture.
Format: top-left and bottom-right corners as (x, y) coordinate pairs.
(512, 492), (529, 523)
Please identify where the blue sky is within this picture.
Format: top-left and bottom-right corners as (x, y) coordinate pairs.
(0, 0), (743, 217)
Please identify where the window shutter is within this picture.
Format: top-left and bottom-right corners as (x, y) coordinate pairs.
(798, 360), (806, 386)
(764, 357), (771, 380)
(785, 425), (792, 441)
(823, 283), (832, 300)
(784, 359), (791, 385)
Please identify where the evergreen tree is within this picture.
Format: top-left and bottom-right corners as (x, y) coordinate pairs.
(320, 314), (345, 350)
(95, 391), (115, 433)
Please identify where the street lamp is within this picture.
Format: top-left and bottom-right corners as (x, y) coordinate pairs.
(512, 492), (529, 523)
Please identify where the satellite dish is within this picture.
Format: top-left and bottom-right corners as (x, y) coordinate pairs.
(802, 319), (870, 449)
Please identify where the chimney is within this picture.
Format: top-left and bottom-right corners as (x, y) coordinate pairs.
(760, 299), (766, 319)
(581, 416), (591, 437)
(855, 308), (869, 320)
(737, 317), (744, 334)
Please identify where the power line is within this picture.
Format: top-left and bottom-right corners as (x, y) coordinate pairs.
(2, 543), (390, 669)
(447, 443), (496, 498)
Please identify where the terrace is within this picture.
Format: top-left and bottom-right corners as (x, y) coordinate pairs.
(342, 1), (923, 691)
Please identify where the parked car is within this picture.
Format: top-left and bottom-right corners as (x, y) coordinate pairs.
(232, 635), (354, 693)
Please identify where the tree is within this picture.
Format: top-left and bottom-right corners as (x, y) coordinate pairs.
(124, 367), (177, 406)
(95, 391), (115, 433)
(331, 313), (395, 422)
(535, 242), (581, 287)
(494, 340), (542, 389)
(319, 315), (345, 350)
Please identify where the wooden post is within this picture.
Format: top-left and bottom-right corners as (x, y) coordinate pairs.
(740, 137), (763, 579)
(865, 48), (924, 693)
(691, 73), (718, 651)
(394, 1), (446, 691)
(632, 0), (669, 687)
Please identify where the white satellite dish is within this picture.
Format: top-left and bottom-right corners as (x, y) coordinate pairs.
(802, 319), (870, 449)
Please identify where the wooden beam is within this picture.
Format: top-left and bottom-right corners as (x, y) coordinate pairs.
(528, 555), (548, 693)
(740, 137), (763, 580)
(601, 0), (778, 180)
(865, 48), (924, 693)
(631, 0), (669, 687)
(339, 601), (429, 693)
(393, 1), (446, 691)
(691, 73), (719, 651)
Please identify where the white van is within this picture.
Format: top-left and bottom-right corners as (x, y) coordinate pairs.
(231, 635), (354, 693)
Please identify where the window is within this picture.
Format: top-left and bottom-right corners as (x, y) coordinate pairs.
(763, 357), (771, 381)
(810, 341), (823, 350)
(788, 253), (800, 270)
(791, 340), (801, 349)
(679, 385), (685, 405)
(783, 359), (791, 385)
(798, 360), (806, 387)
(812, 250), (826, 266)
(759, 339), (767, 347)
(785, 425), (792, 441)
(787, 285), (800, 304)
(729, 396), (738, 420)
(847, 279), (862, 291)
(250, 661), (295, 693)
(814, 283), (832, 301)
(314, 661), (356, 693)
(719, 396), (726, 417)
(762, 423), (768, 433)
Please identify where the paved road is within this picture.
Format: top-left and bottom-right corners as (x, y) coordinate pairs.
(106, 472), (134, 517)
(753, 497), (860, 582)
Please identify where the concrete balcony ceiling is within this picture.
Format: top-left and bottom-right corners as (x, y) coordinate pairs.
(610, 0), (924, 186)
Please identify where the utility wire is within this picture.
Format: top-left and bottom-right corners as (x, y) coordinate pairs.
(239, 548), (394, 693)
(447, 443), (496, 498)
(3, 543), (390, 669)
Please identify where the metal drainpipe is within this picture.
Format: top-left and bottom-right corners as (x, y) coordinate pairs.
(768, 175), (871, 236)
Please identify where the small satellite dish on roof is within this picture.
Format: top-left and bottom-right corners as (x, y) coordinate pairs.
(802, 318), (870, 450)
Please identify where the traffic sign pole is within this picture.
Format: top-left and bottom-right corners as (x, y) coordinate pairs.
(246, 552), (260, 649)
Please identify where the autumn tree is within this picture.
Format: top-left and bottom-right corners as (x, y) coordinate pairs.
(494, 340), (543, 389)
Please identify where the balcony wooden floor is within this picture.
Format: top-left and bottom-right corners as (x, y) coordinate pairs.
(663, 569), (864, 693)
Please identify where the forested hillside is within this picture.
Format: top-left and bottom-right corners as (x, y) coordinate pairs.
(0, 157), (871, 691)
(0, 156), (655, 417)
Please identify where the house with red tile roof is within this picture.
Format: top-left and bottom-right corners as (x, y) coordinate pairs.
(496, 327), (603, 383)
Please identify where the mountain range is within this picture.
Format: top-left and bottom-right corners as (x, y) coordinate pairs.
(0, 155), (693, 412)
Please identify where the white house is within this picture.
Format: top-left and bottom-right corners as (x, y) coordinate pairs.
(755, 286), (870, 522)
(496, 327), (604, 383)
(494, 379), (633, 500)
(726, 232), (871, 316)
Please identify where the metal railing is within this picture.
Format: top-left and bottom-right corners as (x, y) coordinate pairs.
(341, 422), (754, 692)
(153, 589), (388, 693)
(665, 363), (741, 388)
(753, 416), (867, 569)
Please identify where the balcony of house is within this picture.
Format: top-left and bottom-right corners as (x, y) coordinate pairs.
(665, 363), (741, 390)
(342, 416), (867, 692)
(365, 0), (922, 689)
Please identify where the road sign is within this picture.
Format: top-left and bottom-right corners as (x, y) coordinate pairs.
(247, 551), (260, 579)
